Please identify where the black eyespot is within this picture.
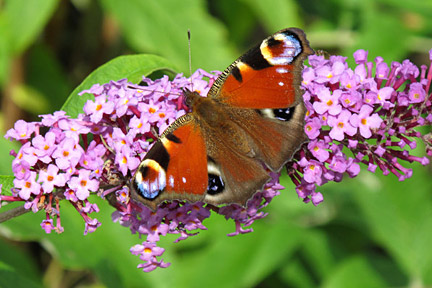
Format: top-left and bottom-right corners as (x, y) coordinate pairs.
(273, 106), (296, 121)
(266, 37), (281, 47)
(240, 45), (271, 70)
(166, 133), (181, 143)
(231, 65), (243, 82)
(144, 141), (169, 171)
(207, 173), (225, 195)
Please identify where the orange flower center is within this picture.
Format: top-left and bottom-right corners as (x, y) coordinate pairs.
(144, 248), (152, 253)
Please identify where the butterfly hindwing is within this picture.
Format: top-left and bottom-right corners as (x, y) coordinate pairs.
(223, 102), (308, 172)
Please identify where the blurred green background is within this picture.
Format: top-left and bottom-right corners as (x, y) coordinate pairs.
(1, 0), (432, 287)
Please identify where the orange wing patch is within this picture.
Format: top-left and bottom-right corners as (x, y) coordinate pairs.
(164, 124), (208, 196)
(220, 64), (296, 109)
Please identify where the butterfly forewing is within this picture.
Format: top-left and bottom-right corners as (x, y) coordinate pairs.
(132, 115), (208, 210)
(210, 28), (313, 109)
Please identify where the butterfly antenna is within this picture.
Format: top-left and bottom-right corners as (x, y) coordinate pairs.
(188, 29), (194, 91)
(126, 85), (182, 97)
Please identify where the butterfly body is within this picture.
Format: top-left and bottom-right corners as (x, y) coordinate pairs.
(131, 28), (314, 210)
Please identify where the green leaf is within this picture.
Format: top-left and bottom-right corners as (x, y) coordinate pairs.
(62, 54), (177, 118)
(301, 230), (337, 280)
(378, 0), (432, 16)
(0, 21), (10, 86)
(279, 258), (317, 288)
(212, 0), (256, 47)
(322, 255), (386, 288)
(98, 0), (236, 72)
(168, 216), (302, 288)
(2, 0), (59, 55)
(0, 136), (17, 175)
(0, 238), (42, 285)
(344, 3), (410, 63)
(240, 0), (303, 32)
(0, 175), (14, 195)
(352, 166), (432, 283)
(27, 44), (71, 112)
(0, 260), (42, 288)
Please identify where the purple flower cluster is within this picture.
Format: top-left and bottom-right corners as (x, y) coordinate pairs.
(4, 114), (103, 234)
(293, 50), (431, 203)
(1, 48), (431, 272)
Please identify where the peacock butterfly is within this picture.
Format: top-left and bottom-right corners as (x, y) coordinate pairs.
(131, 27), (314, 210)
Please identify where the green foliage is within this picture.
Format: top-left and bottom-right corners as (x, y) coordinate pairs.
(0, 176), (14, 195)
(352, 169), (432, 282)
(27, 45), (72, 112)
(0, 0), (59, 85)
(0, 137), (17, 175)
(0, 0), (432, 287)
(98, 0), (236, 72)
(0, 239), (43, 288)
